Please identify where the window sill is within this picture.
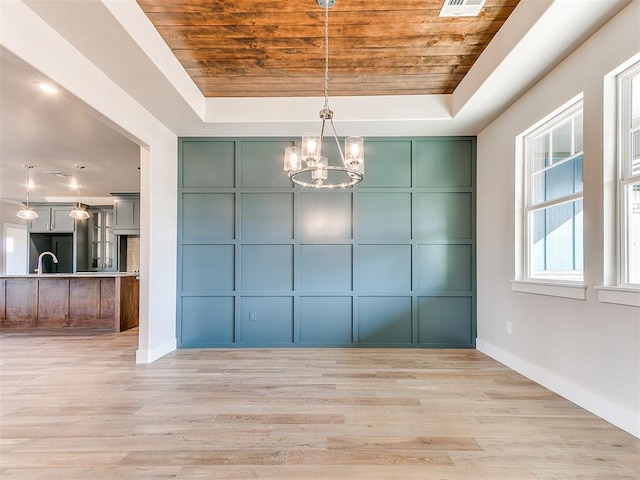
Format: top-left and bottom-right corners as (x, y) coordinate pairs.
(595, 286), (640, 307)
(511, 280), (587, 300)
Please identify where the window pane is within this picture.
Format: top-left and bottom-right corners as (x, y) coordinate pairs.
(530, 200), (583, 280)
(632, 75), (640, 175)
(531, 155), (583, 205)
(532, 133), (550, 172)
(625, 182), (640, 284)
(632, 128), (640, 176)
(632, 75), (640, 130)
(574, 111), (583, 154)
(531, 208), (546, 273)
(552, 119), (573, 163)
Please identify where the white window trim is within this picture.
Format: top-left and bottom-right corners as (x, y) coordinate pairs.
(598, 55), (640, 306)
(617, 62), (640, 287)
(595, 286), (640, 307)
(514, 94), (586, 299)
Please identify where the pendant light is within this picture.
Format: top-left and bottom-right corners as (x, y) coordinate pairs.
(283, 0), (364, 189)
(16, 165), (39, 220)
(69, 165), (90, 220)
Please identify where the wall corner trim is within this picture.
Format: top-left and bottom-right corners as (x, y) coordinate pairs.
(136, 338), (177, 364)
(476, 338), (640, 439)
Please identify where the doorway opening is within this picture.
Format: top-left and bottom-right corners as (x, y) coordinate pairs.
(3, 223), (28, 275)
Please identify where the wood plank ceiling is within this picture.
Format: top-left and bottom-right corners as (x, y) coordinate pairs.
(136, 0), (521, 97)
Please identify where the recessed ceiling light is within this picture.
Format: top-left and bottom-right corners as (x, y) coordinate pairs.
(36, 81), (58, 94)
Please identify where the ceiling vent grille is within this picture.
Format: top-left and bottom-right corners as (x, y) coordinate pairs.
(439, 0), (487, 17)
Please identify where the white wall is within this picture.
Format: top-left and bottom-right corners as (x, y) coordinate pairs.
(0, 2), (178, 363)
(0, 202), (28, 275)
(477, 1), (640, 437)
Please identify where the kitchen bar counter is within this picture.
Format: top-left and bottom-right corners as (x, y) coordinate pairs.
(0, 273), (139, 331)
(2, 272), (138, 278)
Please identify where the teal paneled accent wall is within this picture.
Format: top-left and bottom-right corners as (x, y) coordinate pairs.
(178, 137), (476, 348)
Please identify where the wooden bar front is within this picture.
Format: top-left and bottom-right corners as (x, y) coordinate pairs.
(0, 274), (139, 332)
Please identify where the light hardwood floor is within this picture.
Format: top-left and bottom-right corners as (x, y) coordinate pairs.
(1, 328), (638, 479)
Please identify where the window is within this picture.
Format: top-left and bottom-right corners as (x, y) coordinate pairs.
(523, 100), (584, 282)
(618, 62), (640, 286)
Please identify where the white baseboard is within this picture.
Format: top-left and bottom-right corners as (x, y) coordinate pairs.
(136, 338), (177, 364)
(476, 338), (640, 439)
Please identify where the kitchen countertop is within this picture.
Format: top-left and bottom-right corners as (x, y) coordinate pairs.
(0, 272), (139, 279)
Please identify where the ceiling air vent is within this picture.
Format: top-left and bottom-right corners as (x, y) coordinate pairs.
(439, 0), (487, 17)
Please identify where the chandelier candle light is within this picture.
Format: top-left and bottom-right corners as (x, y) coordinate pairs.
(283, 0), (364, 188)
(69, 165), (90, 220)
(16, 164), (39, 220)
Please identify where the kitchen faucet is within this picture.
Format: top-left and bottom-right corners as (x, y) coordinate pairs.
(35, 251), (58, 275)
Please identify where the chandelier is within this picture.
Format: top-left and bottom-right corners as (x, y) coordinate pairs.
(283, 0), (364, 189)
(16, 165), (39, 220)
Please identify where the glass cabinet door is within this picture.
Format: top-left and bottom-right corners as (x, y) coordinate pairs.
(89, 208), (117, 271)
(103, 210), (115, 270)
(90, 210), (101, 270)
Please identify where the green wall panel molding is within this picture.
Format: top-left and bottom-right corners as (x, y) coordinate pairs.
(299, 193), (353, 241)
(241, 193), (293, 240)
(416, 139), (473, 188)
(181, 296), (235, 345)
(240, 140), (294, 188)
(417, 244), (472, 292)
(178, 137), (476, 348)
(241, 245), (293, 292)
(357, 193), (412, 241)
(358, 296), (413, 344)
(416, 193), (472, 241)
(182, 193), (235, 240)
(359, 140), (412, 188)
(182, 141), (235, 188)
(182, 244), (234, 292)
(417, 296), (472, 344)
(357, 244), (412, 292)
(298, 245), (353, 292)
(299, 296), (353, 343)
(240, 296), (294, 344)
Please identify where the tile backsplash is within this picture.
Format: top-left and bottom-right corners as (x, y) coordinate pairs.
(126, 236), (140, 273)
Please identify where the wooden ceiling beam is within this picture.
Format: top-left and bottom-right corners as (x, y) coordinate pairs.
(186, 64), (468, 77)
(175, 53), (480, 69)
(196, 73), (465, 85)
(143, 9), (513, 27)
(173, 48), (485, 62)
(159, 33), (496, 50)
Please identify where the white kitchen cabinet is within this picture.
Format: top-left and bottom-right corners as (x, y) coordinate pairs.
(113, 194), (140, 232)
(29, 204), (76, 233)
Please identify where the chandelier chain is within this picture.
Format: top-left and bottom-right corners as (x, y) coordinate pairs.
(25, 165), (32, 207)
(323, 0), (329, 110)
(75, 165), (84, 205)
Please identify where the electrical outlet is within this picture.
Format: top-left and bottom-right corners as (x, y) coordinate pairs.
(506, 321), (512, 335)
(249, 311), (257, 322)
